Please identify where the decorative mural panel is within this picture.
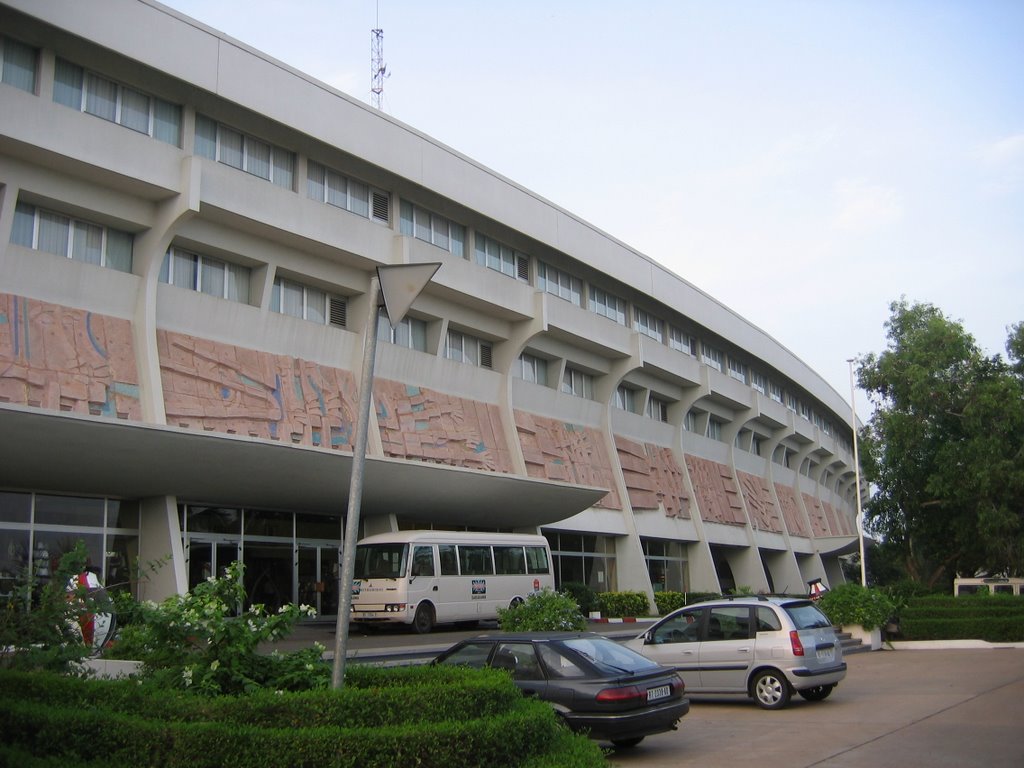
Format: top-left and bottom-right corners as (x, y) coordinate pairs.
(684, 454), (746, 526)
(374, 380), (513, 473)
(615, 435), (689, 518)
(802, 493), (832, 537)
(158, 330), (358, 448)
(515, 411), (619, 509)
(736, 471), (783, 533)
(774, 483), (810, 538)
(0, 294), (140, 419)
(823, 501), (851, 536)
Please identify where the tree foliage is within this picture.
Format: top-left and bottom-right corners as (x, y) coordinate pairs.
(857, 300), (1024, 588)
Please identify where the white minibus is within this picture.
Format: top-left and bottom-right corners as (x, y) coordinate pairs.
(350, 531), (555, 633)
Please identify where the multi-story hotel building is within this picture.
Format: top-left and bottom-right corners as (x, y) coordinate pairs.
(0, 0), (860, 616)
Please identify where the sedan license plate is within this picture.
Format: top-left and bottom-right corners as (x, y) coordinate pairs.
(646, 684), (671, 702)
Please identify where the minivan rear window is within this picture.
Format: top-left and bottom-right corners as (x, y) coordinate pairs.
(784, 601), (833, 630)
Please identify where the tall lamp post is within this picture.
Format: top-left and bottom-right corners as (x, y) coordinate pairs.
(847, 357), (867, 587)
(331, 263), (440, 689)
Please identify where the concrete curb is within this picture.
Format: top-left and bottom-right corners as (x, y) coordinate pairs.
(888, 639), (1024, 650)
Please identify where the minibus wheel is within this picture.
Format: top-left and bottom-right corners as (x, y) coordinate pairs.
(413, 603), (435, 634)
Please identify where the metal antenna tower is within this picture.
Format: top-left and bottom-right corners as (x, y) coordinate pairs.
(370, 2), (387, 110)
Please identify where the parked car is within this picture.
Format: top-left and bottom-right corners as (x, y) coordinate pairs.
(624, 595), (847, 709)
(433, 631), (689, 747)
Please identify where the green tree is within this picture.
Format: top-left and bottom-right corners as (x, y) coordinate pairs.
(857, 300), (1024, 588)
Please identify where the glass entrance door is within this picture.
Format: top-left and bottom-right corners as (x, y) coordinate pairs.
(185, 538), (240, 591)
(297, 545), (340, 619)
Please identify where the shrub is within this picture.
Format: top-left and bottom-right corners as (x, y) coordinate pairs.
(595, 591), (650, 618)
(653, 591), (688, 615)
(559, 582), (598, 615)
(497, 589), (586, 631)
(0, 541), (100, 673)
(684, 592), (722, 605)
(106, 561), (326, 694)
(816, 583), (896, 630)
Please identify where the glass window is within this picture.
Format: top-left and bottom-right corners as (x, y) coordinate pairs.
(1, 36), (37, 93)
(561, 367), (593, 399)
(436, 641), (492, 668)
(153, 99), (182, 145)
(702, 343), (724, 372)
(614, 385), (636, 412)
(354, 543), (407, 580)
(588, 287), (627, 325)
(411, 546), (435, 577)
(53, 58), (83, 108)
(458, 545), (493, 576)
(516, 353), (548, 385)
(651, 609), (701, 645)
(377, 311), (427, 351)
(646, 396), (669, 422)
(706, 606), (750, 641)
(634, 308), (664, 342)
(537, 643), (586, 678)
(0, 491), (32, 523)
(120, 87), (151, 134)
(756, 606), (782, 632)
(11, 202), (133, 273)
(525, 546), (550, 575)
(537, 262), (582, 306)
(34, 495), (105, 527)
(195, 114), (217, 159)
(669, 327), (698, 356)
(438, 544), (459, 575)
(162, 248), (249, 303)
(493, 546), (526, 575)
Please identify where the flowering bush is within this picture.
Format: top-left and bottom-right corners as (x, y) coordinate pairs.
(109, 561), (328, 694)
(497, 589), (587, 632)
(816, 583), (896, 631)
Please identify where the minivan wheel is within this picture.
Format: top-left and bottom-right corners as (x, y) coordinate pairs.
(412, 603), (435, 634)
(798, 684), (835, 702)
(752, 669), (791, 710)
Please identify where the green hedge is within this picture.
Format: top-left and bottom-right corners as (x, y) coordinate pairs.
(595, 591), (650, 618)
(0, 667), (606, 768)
(897, 594), (1024, 642)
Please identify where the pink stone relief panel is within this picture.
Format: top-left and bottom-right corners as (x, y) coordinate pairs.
(374, 380), (513, 473)
(0, 294), (140, 419)
(737, 471), (784, 533)
(774, 483), (811, 538)
(158, 330), (357, 448)
(684, 455), (746, 526)
(802, 493), (832, 537)
(515, 411), (619, 509)
(615, 435), (690, 518)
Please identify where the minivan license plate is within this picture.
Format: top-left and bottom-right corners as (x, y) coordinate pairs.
(647, 685), (670, 702)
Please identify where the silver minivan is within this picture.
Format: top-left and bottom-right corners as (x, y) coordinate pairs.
(624, 595), (847, 709)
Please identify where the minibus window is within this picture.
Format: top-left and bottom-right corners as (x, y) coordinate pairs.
(439, 544), (459, 575)
(525, 546), (550, 574)
(411, 546), (435, 577)
(354, 543), (407, 579)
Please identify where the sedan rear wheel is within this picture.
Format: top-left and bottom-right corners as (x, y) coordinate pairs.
(798, 684), (835, 702)
(611, 737), (644, 748)
(752, 669), (791, 710)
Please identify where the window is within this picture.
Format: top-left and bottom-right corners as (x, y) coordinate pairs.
(751, 371), (767, 395)
(701, 343), (724, 372)
(410, 546), (435, 577)
(633, 307), (664, 342)
(399, 200), (464, 255)
(458, 545), (493, 576)
(614, 385), (637, 413)
(11, 202), (132, 273)
(54, 58), (180, 145)
(445, 329), (492, 369)
(160, 247), (250, 302)
(706, 417), (723, 441)
(799, 401), (811, 420)
(728, 357), (747, 383)
(493, 546), (527, 575)
(537, 262), (582, 306)
(785, 392), (799, 412)
(377, 310), (427, 351)
(646, 395), (669, 423)
(561, 367), (594, 400)
(306, 160), (389, 224)
(683, 411), (697, 432)
(751, 434), (763, 456)
(1, 36), (36, 93)
(271, 277), (346, 327)
(769, 381), (783, 403)
(516, 353), (548, 385)
(588, 287), (626, 325)
(475, 233), (528, 280)
(195, 115), (293, 189)
(669, 327), (698, 356)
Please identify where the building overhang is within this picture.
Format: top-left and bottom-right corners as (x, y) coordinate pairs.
(0, 405), (608, 529)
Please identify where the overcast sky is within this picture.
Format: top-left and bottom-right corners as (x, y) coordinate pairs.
(161, 0), (1023, 417)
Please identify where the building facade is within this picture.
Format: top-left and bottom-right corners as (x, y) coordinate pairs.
(0, 0), (860, 616)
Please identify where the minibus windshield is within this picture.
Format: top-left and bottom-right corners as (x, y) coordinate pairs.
(354, 543), (408, 579)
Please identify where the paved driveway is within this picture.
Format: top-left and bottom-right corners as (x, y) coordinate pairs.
(606, 648), (1024, 768)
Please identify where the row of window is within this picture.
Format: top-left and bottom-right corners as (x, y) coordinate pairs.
(4, 36), (847, 449)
